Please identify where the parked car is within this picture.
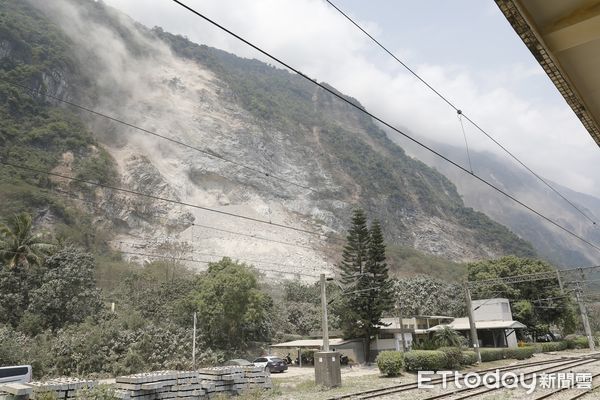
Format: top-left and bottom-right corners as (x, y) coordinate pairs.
(253, 356), (288, 373)
(0, 365), (32, 384)
(223, 359), (253, 367)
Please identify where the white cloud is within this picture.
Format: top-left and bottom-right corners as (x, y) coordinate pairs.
(104, 0), (600, 197)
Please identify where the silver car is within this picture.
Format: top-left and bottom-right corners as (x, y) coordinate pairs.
(253, 356), (288, 373)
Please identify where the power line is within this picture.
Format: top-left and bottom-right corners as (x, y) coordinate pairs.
(46, 187), (325, 250)
(0, 247), (323, 278)
(0, 78), (315, 194)
(169, 0), (600, 255)
(115, 239), (327, 272)
(0, 160), (332, 239)
(324, 0), (597, 226)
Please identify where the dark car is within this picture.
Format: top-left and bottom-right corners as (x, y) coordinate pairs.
(253, 356), (288, 373)
(223, 359), (253, 367)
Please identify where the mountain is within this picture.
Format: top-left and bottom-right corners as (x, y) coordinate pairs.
(0, 0), (536, 279)
(396, 136), (600, 267)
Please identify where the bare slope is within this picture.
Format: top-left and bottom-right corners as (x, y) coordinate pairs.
(0, 0), (535, 279)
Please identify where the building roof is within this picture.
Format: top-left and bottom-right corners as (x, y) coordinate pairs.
(270, 338), (354, 348)
(495, 0), (600, 147)
(427, 317), (527, 332)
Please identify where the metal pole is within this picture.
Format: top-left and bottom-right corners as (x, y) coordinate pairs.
(556, 270), (565, 294)
(192, 311), (197, 368)
(397, 306), (407, 352)
(575, 284), (595, 351)
(464, 282), (482, 364)
(321, 273), (330, 352)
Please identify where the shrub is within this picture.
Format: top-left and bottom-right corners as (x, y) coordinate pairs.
(540, 341), (568, 352)
(505, 347), (535, 360)
(76, 385), (118, 400)
(376, 351), (404, 377)
(404, 350), (447, 371)
(461, 351), (477, 366)
(438, 347), (463, 369)
(479, 348), (505, 362)
(566, 336), (590, 349)
(412, 338), (439, 350)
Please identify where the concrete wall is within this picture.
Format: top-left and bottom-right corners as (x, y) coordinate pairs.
(472, 298), (512, 321)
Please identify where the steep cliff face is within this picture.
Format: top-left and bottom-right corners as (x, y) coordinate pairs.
(0, 0), (536, 278)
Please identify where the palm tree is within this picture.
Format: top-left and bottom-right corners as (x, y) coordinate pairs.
(0, 212), (54, 268)
(434, 326), (462, 347)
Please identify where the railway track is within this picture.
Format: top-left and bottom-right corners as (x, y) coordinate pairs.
(532, 371), (600, 400)
(327, 354), (600, 400)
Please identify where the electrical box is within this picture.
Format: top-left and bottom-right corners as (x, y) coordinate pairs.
(314, 351), (342, 388)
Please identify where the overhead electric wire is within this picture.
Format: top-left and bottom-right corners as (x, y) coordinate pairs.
(116, 239), (327, 272)
(323, 0), (597, 227)
(46, 187), (323, 250)
(0, 160), (326, 238)
(0, 248), (322, 278)
(0, 78), (315, 193)
(169, 0), (600, 254)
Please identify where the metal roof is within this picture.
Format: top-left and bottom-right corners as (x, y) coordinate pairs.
(495, 0), (600, 147)
(427, 317), (527, 332)
(270, 338), (354, 348)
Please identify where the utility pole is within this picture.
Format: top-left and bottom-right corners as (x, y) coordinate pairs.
(575, 283), (595, 351)
(464, 282), (482, 364)
(556, 270), (565, 294)
(321, 273), (330, 352)
(192, 311), (197, 369)
(396, 304), (407, 352)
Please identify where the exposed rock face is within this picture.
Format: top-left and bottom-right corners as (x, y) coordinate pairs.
(19, 0), (537, 279)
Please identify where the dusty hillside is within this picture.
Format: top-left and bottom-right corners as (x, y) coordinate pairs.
(0, 0), (536, 279)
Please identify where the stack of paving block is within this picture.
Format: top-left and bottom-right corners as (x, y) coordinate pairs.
(197, 367), (246, 395)
(114, 367), (272, 400)
(114, 371), (204, 400)
(0, 383), (33, 400)
(27, 378), (97, 400)
(240, 366), (272, 390)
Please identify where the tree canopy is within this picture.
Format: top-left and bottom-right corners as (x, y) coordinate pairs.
(468, 256), (577, 336)
(337, 210), (394, 362)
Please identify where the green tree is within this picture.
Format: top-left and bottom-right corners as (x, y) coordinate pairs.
(337, 211), (394, 363)
(0, 212), (54, 268)
(189, 258), (273, 350)
(468, 256), (578, 338)
(434, 326), (461, 347)
(394, 275), (465, 317)
(27, 247), (102, 330)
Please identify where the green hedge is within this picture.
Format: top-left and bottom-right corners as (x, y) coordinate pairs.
(566, 337), (591, 349)
(540, 341), (569, 352)
(376, 351), (404, 377)
(461, 351), (477, 366)
(404, 350), (447, 371)
(479, 348), (505, 362)
(505, 347), (535, 360)
(438, 347), (463, 369)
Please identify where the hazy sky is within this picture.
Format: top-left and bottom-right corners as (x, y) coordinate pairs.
(103, 0), (600, 199)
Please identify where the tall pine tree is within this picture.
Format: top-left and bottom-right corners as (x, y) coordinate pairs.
(337, 210), (394, 363)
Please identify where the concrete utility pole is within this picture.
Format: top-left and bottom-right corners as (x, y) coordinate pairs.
(556, 270), (565, 294)
(575, 284), (595, 351)
(192, 311), (197, 368)
(464, 282), (482, 364)
(315, 273), (341, 388)
(321, 273), (330, 352)
(396, 305), (407, 352)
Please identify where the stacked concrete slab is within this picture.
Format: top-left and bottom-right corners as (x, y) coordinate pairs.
(0, 367), (271, 400)
(8, 378), (97, 400)
(114, 367), (272, 399)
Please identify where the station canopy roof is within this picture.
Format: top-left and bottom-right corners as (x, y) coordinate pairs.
(427, 317), (527, 332)
(496, 0), (600, 147)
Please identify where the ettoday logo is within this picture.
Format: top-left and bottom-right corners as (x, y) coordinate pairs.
(417, 370), (592, 394)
